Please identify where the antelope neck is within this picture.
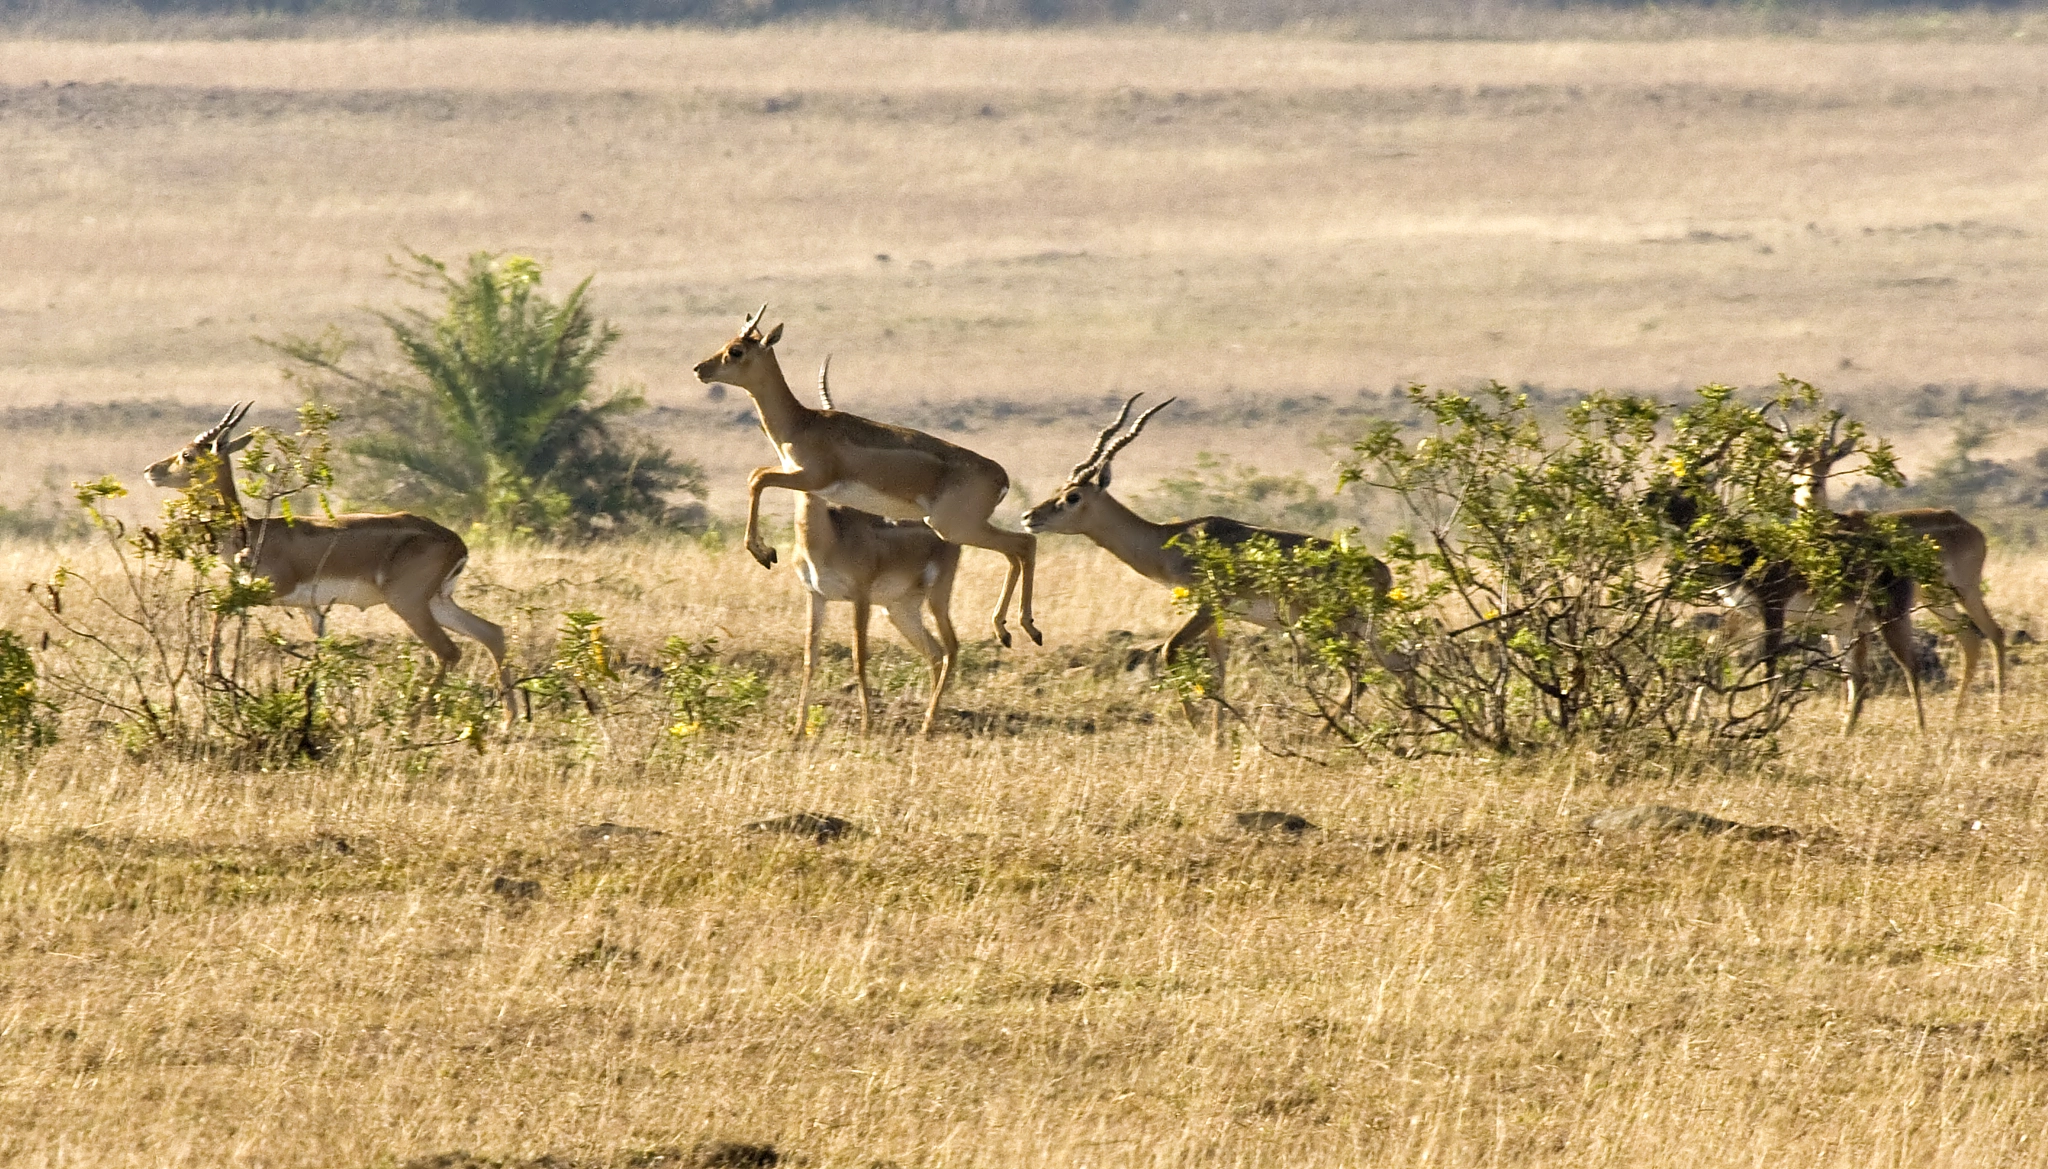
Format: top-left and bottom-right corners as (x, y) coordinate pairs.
(735, 349), (812, 438)
(1077, 492), (1188, 586)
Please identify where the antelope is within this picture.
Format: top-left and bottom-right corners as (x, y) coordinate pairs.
(1787, 418), (2006, 716)
(1656, 473), (1926, 734)
(144, 403), (516, 720)
(793, 360), (962, 738)
(692, 308), (1041, 648)
(1020, 394), (1394, 731)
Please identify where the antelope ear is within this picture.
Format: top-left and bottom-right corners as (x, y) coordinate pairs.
(764, 322), (784, 346)
(1094, 462), (1113, 489)
(221, 433), (254, 454)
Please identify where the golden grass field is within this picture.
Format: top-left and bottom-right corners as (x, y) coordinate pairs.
(2, 532), (2048, 1168)
(5, 19), (2048, 1168)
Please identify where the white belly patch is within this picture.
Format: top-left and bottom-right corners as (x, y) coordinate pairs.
(819, 480), (924, 521)
(274, 577), (385, 610)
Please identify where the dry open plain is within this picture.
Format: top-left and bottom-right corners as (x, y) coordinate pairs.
(3, 27), (2048, 510)
(5, 21), (2048, 1169)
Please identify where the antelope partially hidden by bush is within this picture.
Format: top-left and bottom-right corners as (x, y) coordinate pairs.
(143, 402), (515, 720)
(1787, 418), (2007, 717)
(1021, 395), (1396, 733)
(692, 307), (1040, 648)
(792, 360), (962, 738)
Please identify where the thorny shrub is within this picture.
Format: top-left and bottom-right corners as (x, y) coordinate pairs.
(1178, 380), (1944, 755)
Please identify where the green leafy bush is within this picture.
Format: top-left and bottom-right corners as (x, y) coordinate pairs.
(272, 251), (706, 539)
(0, 629), (54, 752)
(1179, 381), (1943, 755)
(658, 636), (766, 739)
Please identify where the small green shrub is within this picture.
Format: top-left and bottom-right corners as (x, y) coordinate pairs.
(0, 629), (55, 752)
(1141, 452), (1345, 533)
(658, 636), (766, 739)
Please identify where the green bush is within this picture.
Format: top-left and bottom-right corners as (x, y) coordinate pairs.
(0, 629), (54, 752)
(1179, 381), (1943, 755)
(272, 251), (705, 539)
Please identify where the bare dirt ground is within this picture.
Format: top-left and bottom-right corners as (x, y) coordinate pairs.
(3, 29), (2047, 513)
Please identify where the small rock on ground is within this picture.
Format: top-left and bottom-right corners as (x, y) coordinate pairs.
(688, 1142), (781, 1168)
(490, 876), (542, 901)
(743, 813), (866, 844)
(1234, 811), (1320, 835)
(1582, 804), (1799, 843)
(574, 822), (666, 844)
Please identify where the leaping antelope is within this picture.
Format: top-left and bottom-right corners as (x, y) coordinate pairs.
(1020, 395), (1395, 731)
(1786, 417), (2006, 716)
(793, 360), (962, 738)
(144, 403), (516, 720)
(693, 307), (1040, 647)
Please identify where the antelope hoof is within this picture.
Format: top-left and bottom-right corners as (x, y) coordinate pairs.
(1023, 621), (1044, 647)
(994, 625), (1013, 649)
(750, 544), (778, 569)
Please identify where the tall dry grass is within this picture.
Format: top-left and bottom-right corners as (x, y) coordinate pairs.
(2, 532), (2047, 1166)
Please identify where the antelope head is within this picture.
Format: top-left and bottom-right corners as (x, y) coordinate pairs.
(1021, 393), (1175, 535)
(1785, 413), (1859, 511)
(693, 304), (785, 387)
(144, 402), (254, 488)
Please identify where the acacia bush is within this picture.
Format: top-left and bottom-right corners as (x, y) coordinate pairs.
(272, 251), (705, 540)
(1179, 381), (1942, 755)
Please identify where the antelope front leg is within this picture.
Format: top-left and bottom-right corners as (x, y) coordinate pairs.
(745, 467), (832, 569)
(796, 591), (825, 739)
(1165, 607), (1222, 731)
(852, 598), (873, 737)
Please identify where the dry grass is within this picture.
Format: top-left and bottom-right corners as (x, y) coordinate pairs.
(3, 28), (2048, 513)
(3, 533), (2048, 1167)
(6, 26), (2048, 1163)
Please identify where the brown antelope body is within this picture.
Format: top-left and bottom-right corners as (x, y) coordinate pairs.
(692, 308), (1041, 648)
(1790, 420), (2007, 718)
(1020, 395), (1395, 732)
(790, 360), (962, 737)
(144, 403), (515, 716)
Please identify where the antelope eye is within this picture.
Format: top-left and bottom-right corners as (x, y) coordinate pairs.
(1062, 492), (1080, 506)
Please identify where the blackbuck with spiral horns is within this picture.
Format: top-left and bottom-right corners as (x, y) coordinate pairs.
(1021, 394), (1398, 734)
(790, 359), (962, 739)
(143, 402), (516, 722)
(1784, 415), (2007, 717)
(693, 307), (1040, 649)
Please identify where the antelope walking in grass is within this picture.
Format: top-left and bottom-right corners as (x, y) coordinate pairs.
(693, 308), (1041, 648)
(144, 402), (516, 721)
(1788, 419), (2007, 717)
(1021, 395), (1396, 733)
(793, 360), (962, 738)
